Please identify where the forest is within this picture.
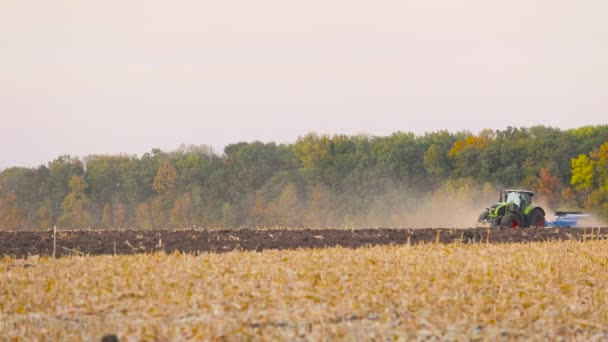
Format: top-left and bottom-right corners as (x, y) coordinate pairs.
(1, 125), (607, 230)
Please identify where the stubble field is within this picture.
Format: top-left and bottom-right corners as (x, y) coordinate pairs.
(1, 237), (608, 340)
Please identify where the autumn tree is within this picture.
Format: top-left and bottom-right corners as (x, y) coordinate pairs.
(102, 203), (112, 228)
(591, 142), (608, 190)
(0, 192), (25, 230)
(305, 184), (333, 227)
(0, 166), (50, 229)
(572, 141), (608, 219)
(36, 199), (54, 230)
(153, 164), (177, 195)
(112, 202), (127, 227)
(170, 192), (193, 227)
(135, 202), (152, 229)
(249, 195), (268, 227)
(571, 154), (594, 192)
(221, 202), (236, 228)
(150, 197), (166, 228)
(537, 168), (561, 209)
(276, 183), (302, 227)
(150, 164), (178, 227)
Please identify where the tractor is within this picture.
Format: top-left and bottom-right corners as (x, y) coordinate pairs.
(477, 189), (546, 228)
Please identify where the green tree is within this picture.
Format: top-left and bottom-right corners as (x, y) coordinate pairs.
(292, 133), (333, 183)
(424, 144), (451, 181)
(47, 156), (84, 225)
(374, 132), (428, 188)
(57, 175), (90, 228)
(225, 141), (286, 196)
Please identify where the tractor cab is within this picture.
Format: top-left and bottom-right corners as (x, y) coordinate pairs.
(500, 190), (534, 210)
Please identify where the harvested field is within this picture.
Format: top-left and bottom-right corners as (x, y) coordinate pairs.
(1, 240), (608, 340)
(1, 227), (608, 258)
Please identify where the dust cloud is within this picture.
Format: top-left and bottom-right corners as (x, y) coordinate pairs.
(302, 181), (501, 229)
(369, 183), (499, 228)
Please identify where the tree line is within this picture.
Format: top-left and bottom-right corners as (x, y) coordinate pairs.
(1, 125), (608, 230)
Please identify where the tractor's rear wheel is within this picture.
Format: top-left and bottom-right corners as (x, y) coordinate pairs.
(501, 212), (521, 228)
(529, 209), (545, 228)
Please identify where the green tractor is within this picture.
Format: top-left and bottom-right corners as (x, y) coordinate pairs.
(477, 189), (546, 228)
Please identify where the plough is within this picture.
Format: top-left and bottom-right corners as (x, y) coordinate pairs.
(544, 211), (592, 228)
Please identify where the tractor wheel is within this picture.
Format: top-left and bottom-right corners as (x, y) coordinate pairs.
(501, 212), (521, 228)
(529, 209), (545, 228)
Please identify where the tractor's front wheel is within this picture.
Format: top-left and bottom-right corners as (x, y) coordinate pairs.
(529, 209), (546, 228)
(501, 212), (522, 228)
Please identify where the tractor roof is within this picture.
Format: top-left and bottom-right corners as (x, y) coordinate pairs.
(502, 189), (536, 195)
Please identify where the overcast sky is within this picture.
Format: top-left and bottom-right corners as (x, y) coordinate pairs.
(1, 0), (607, 169)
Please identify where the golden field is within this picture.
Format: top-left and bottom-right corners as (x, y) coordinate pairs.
(1, 240), (608, 341)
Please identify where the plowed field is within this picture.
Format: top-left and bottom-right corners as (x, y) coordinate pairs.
(1, 227), (607, 258)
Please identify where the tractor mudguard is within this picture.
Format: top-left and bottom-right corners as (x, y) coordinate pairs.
(524, 205), (545, 216)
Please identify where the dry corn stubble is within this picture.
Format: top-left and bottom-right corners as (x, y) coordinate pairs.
(1, 240), (608, 340)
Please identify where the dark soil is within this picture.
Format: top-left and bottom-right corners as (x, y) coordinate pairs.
(1, 227), (607, 259)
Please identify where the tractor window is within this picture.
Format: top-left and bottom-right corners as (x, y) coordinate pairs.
(521, 193), (531, 208)
(506, 192), (521, 205)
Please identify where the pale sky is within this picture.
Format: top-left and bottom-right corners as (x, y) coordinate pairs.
(1, 0), (607, 169)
